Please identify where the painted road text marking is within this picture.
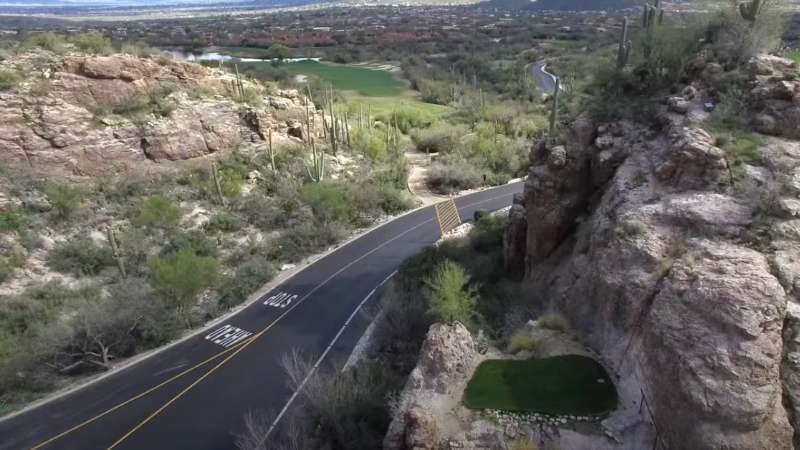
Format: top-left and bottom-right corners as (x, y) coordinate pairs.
(263, 292), (298, 308)
(205, 325), (253, 348)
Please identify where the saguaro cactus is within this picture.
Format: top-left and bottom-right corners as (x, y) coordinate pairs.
(549, 78), (561, 136)
(617, 17), (632, 69)
(211, 161), (226, 206)
(739, 0), (761, 23)
(106, 225), (126, 279)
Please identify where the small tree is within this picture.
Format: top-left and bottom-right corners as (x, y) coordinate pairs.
(133, 195), (182, 230)
(266, 44), (293, 61)
(149, 250), (219, 319)
(424, 260), (478, 326)
(44, 183), (83, 220)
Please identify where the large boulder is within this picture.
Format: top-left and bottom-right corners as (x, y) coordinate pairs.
(506, 113), (797, 448)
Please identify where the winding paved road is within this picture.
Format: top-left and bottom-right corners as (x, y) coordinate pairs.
(531, 60), (559, 95)
(0, 182), (521, 450)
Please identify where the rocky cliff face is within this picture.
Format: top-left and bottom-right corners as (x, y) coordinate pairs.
(505, 55), (800, 449)
(0, 50), (317, 176)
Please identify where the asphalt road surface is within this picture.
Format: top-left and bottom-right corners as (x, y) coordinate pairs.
(531, 60), (559, 95)
(0, 181), (521, 450)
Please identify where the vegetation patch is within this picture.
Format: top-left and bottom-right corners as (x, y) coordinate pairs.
(284, 60), (406, 96)
(464, 355), (617, 416)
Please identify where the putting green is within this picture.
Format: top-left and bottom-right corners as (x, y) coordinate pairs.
(464, 355), (617, 416)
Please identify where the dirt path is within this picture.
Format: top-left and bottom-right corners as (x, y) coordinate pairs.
(405, 149), (447, 206)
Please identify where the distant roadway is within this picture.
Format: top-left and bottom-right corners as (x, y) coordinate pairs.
(531, 60), (560, 95)
(0, 182), (522, 450)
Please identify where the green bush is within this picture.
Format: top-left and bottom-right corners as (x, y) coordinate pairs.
(299, 182), (355, 224)
(0, 209), (28, 232)
(241, 87), (264, 107)
(411, 124), (465, 154)
(160, 230), (218, 258)
(190, 85), (216, 99)
(149, 249), (219, 309)
(0, 70), (19, 91)
(219, 167), (245, 198)
(468, 215), (507, 252)
(43, 183), (82, 220)
(351, 128), (387, 161)
(22, 32), (66, 52)
(538, 313), (568, 331)
(217, 258), (275, 308)
(71, 32), (113, 55)
(133, 195), (182, 230)
(120, 41), (157, 58)
(507, 329), (541, 354)
(205, 212), (242, 234)
(427, 159), (482, 194)
(424, 259), (478, 326)
(0, 252), (26, 283)
(47, 239), (114, 276)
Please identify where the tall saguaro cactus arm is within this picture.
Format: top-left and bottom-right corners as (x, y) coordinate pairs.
(549, 78), (561, 136)
(739, 0), (762, 23)
(617, 17), (631, 69)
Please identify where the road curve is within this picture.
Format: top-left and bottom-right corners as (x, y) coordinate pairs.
(531, 60), (559, 96)
(0, 182), (522, 450)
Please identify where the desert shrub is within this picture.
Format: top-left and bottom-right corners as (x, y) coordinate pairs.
(108, 88), (177, 119)
(241, 87), (263, 107)
(47, 239), (114, 276)
(469, 214), (507, 252)
(0, 70), (19, 91)
(711, 126), (763, 176)
(219, 167), (245, 198)
(538, 313), (568, 331)
(427, 159), (482, 194)
(269, 221), (343, 263)
(0, 252), (26, 283)
(190, 85), (216, 99)
(424, 259), (478, 327)
(22, 32), (66, 52)
(160, 230), (218, 258)
(71, 32), (113, 55)
(351, 128), (387, 161)
(507, 329), (541, 354)
(411, 124), (465, 154)
(133, 195), (182, 230)
(510, 437), (540, 450)
(120, 41), (157, 58)
(43, 183), (82, 220)
(217, 258), (275, 308)
(0, 281), (99, 337)
(299, 181), (355, 224)
(265, 354), (400, 450)
(29, 78), (51, 97)
(117, 227), (151, 276)
(0, 208), (29, 232)
(149, 249), (219, 310)
(205, 212), (242, 234)
(376, 185), (415, 215)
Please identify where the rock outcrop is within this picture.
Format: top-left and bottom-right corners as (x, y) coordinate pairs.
(748, 55), (800, 139)
(505, 76), (800, 447)
(384, 322), (478, 450)
(0, 50), (319, 176)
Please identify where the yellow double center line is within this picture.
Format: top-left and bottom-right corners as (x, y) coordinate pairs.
(29, 190), (515, 450)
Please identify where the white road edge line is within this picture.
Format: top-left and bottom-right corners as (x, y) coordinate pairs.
(260, 191), (516, 441)
(263, 269), (399, 442)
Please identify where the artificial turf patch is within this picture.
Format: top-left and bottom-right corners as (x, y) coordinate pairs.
(463, 355), (617, 416)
